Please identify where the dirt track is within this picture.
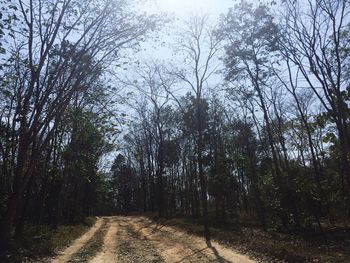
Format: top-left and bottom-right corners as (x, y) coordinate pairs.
(51, 216), (256, 263)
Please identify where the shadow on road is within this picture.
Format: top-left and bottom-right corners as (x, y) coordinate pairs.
(130, 216), (231, 263)
(206, 240), (229, 263)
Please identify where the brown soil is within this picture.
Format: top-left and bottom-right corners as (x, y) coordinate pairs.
(114, 216), (164, 263)
(50, 216), (257, 263)
(89, 217), (119, 263)
(128, 216), (256, 263)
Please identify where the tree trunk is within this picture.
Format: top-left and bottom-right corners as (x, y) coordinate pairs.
(196, 97), (210, 241)
(0, 193), (20, 245)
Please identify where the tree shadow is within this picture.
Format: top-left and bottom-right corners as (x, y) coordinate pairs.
(173, 240), (228, 263)
(205, 240), (228, 263)
(131, 217), (229, 263)
(174, 247), (209, 263)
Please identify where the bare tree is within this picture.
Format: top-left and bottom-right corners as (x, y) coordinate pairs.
(167, 14), (222, 241)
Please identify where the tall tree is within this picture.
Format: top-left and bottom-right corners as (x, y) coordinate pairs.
(217, 0), (295, 226)
(278, 0), (350, 202)
(0, 0), (158, 244)
(169, 14), (222, 241)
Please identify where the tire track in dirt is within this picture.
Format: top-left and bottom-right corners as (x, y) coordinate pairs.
(115, 217), (164, 263)
(89, 217), (119, 263)
(51, 217), (104, 263)
(70, 218), (110, 262)
(129, 216), (256, 263)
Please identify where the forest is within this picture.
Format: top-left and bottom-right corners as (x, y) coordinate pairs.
(0, 0), (350, 262)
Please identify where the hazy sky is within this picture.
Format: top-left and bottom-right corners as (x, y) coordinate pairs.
(147, 0), (234, 18)
(135, 0), (236, 62)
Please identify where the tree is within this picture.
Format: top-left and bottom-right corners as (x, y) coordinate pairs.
(218, 0), (295, 226)
(278, 0), (350, 203)
(167, 13), (222, 241)
(110, 154), (138, 214)
(0, 0), (159, 245)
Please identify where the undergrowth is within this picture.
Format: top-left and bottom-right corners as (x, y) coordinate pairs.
(0, 217), (96, 263)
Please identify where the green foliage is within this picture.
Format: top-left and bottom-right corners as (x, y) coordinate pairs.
(182, 95), (210, 138)
(109, 154), (138, 214)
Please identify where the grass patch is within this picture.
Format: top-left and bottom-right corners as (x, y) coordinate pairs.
(70, 219), (109, 262)
(0, 217), (96, 263)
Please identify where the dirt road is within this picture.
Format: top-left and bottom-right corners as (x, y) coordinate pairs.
(51, 217), (104, 263)
(51, 216), (256, 263)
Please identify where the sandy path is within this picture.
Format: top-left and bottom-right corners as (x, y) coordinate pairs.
(89, 217), (119, 263)
(129, 217), (256, 263)
(51, 217), (104, 263)
(50, 216), (256, 263)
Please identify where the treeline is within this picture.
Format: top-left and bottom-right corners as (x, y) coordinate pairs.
(110, 0), (350, 240)
(0, 0), (159, 246)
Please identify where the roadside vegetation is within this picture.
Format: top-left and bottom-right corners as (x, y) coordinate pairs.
(0, 217), (96, 262)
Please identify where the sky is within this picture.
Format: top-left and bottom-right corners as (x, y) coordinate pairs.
(133, 0), (236, 62)
(144, 0), (234, 18)
(121, 0), (237, 102)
